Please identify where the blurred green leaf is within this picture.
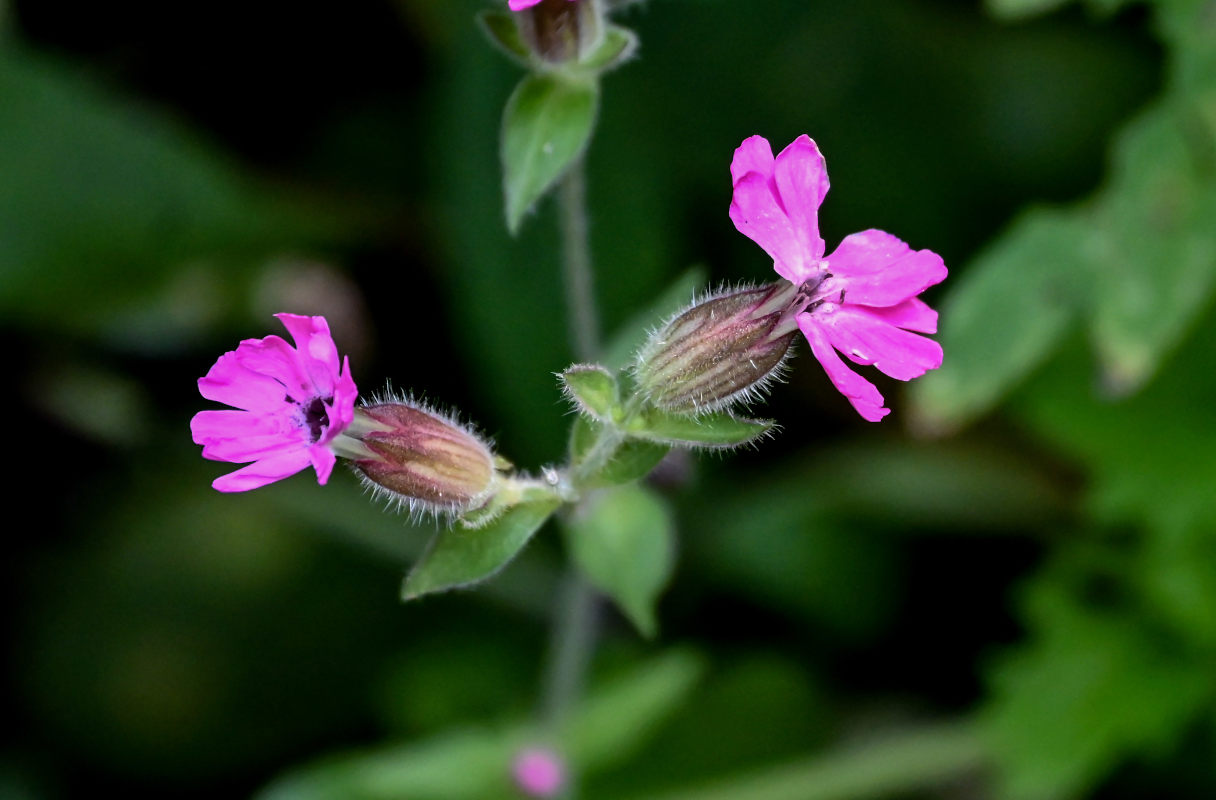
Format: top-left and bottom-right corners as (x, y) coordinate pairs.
(476, 10), (531, 66)
(257, 649), (705, 800)
(563, 484), (674, 637)
(628, 720), (986, 800)
(561, 364), (621, 422)
(910, 209), (1088, 431)
(501, 73), (598, 233)
(984, 0), (1071, 20)
(401, 497), (561, 600)
(566, 649), (705, 767)
(0, 47), (353, 331)
(1088, 104), (1216, 392)
(985, 576), (1213, 800)
(602, 266), (705, 371)
(627, 407), (774, 449)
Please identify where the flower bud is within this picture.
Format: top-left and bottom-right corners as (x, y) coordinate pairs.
(344, 402), (498, 515)
(633, 282), (800, 414)
(512, 747), (566, 798)
(515, 0), (602, 64)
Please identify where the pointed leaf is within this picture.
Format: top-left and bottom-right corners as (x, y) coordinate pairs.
(501, 73), (598, 233)
(563, 485), (674, 637)
(628, 407), (775, 449)
(402, 497), (561, 600)
(476, 10), (531, 66)
(578, 24), (638, 72)
(560, 363), (620, 421)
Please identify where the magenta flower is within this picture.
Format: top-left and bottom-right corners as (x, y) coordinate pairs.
(191, 314), (357, 492)
(729, 135), (946, 421)
(512, 747), (566, 797)
(509, 0), (571, 10)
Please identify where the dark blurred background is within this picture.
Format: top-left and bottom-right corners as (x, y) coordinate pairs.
(6, 0), (1216, 798)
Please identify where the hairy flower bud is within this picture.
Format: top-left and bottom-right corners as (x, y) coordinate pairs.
(514, 0), (602, 64)
(633, 282), (800, 414)
(344, 401), (498, 515)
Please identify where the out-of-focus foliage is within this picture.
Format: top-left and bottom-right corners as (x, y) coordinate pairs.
(9, 0), (1216, 799)
(915, 0), (1216, 797)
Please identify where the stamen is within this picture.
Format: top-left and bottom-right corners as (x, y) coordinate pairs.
(302, 396), (333, 443)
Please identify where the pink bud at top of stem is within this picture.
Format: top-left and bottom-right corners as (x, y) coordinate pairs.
(633, 282), (800, 414)
(513, 0), (600, 64)
(348, 402), (498, 515)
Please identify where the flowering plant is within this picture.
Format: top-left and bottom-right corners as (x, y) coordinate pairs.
(729, 135), (947, 421)
(190, 313), (357, 492)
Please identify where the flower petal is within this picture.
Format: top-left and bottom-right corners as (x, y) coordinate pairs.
(798, 315), (889, 422)
(730, 135), (775, 185)
(862, 297), (938, 334)
(191, 408), (292, 445)
(276, 313), (341, 396)
(192, 410), (310, 462)
(233, 335), (315, 402)
(198, 351), (290, 412)
(318, 356), (359, 446)
(211, 450), (313, 492)
(773, 135), (828, 261)
(819, 306), (943, 381)
(308, 444), (338, 485)
(825, 230), (947, 307)
(730, 171), (818, 285)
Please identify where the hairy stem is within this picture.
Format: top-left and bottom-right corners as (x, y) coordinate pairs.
(539, 160), (604, 798)
(559, 159), (601, 362)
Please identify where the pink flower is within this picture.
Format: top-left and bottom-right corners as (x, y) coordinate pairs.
(729, 135), (946, 421)
(512, 747), (566, 797)
(191, 314), (357, 492)
(509, 0), (573, 10)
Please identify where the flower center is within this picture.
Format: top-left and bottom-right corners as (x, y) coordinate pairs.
(302, 396), (333, 443)
(796, 269), (845, 314)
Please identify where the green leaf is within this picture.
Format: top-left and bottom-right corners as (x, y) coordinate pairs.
(578, 24), (638, 72)
(563, 484), (674, 637)
(568, 416), (670, 489)
(626, 720), (984, 800)
(476, 10), (531, 65)
(984, 0), (1071, 21)
(501, 73), (598, 233)
(909, 208), (1089, 431)
(1088, 105), (1216, 392)
(401, 497), (561, 600)
(628, 407), (775, 449)
(255, 650), (704, 800)
(565, 649), (705, 767)
(0, 47), (351, 333)
(560, 363), (621, 421)
(985, 577), (1212, 800)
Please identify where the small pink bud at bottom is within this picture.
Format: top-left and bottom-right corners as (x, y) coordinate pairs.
(512, 747), (566, 797)
(349, 402), (497, 515)
(634, 282), (799, 414)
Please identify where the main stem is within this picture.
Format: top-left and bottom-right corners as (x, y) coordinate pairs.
(559, 158), (600, 364)
(541, 162), (602, 754)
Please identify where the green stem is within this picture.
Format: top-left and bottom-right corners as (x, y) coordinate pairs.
(559, 159), (601, 363)
(539, 159), (604, 799)
(541, 571), (600, 730)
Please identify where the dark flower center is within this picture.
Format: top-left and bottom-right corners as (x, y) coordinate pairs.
(302, 396), (333, 443)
